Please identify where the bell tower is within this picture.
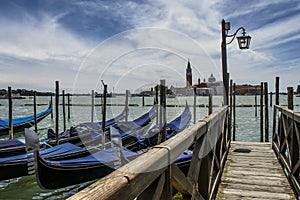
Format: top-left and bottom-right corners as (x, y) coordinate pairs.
(186, 60), (192, 87)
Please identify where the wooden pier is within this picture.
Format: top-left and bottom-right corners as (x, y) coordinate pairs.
(216, 142), (295, 199)
(69, 102), (300, 199)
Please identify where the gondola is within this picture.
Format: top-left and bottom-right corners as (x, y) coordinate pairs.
(0, 139), (94, 181)
(0, 107), (127, 158)
(44, 106), (129, 146)
(0, 139), (27, 158)
(0, 102), (52, 135)
(124, 103), (191, 150)
(45, 105), (157, 147)
(31, 104), (191, 189)
(0, 106), (157, 181)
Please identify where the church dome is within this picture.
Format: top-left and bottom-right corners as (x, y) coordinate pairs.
(208, 73), (216, 83)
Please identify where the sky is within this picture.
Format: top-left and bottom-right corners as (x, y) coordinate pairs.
(0, 0), (300, 94)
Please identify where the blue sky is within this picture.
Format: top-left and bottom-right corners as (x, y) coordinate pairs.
(0, 0), (300, 93)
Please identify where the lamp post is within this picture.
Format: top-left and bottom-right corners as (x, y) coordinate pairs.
(221, 19), (251, 105)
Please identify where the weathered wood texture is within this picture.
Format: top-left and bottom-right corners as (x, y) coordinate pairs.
(69, 106), (229, 200)
(273, 105), (300, 197)
(216, 142), (296, 200)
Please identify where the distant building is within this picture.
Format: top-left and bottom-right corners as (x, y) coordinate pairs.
(171, 61), (223, 96)
(235, 84), (261, 95)
(186, 60), (192, 87)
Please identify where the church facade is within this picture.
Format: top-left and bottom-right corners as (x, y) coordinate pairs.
(170, 60), (223, 96)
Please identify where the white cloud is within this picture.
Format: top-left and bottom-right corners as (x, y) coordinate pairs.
(1, 0), (299, 93)
(0, 12), (93, 91)
(73, 27), (221, 93)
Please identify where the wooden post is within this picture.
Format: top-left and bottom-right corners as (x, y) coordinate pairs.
(55, 81), (59, 145)
(160, 80), (171, 199)
(287, 87), (293, 110)
(272, 77), (280, 143)
(275, 77), (280, 105)
(91, 90), (94, 122)
(270, 92), (272, 107)
(8, 87), (13, 139)
(193, 87), (196, 123)
(34, 91), (37, 133)
(233, 83), (236, 141)
(208, 90), (212, 115)
(254, 86), (257, 117)
(50, 95), (53, 119)
(67, 93), (71, 120)
(196, 149), (212, 200)
(264, 82), (269, 142)
(159, 80), (166, 143)
(62, 90), (66, 132)
(260, 82), (264, 142)
(229, 79), (233, 133)
(125, 90), (129, 122)
(155, 86), (159, 125)
(102, 84), (107, 149)
(142, 94), (145, 107)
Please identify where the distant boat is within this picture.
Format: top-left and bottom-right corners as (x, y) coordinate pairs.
(166, 94), (176, 98)
(0, 93), (26, 99)
(0, 102), (52, 135)
(95, 92), (114, 98)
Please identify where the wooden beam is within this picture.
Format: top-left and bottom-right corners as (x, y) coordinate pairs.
(69, 107), (228, 200)
(137, 173), (165, 200)
(8, 86), (13, 139)
(171, 164), (193, 196)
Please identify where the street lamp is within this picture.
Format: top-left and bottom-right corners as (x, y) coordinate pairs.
(221, 19), (251, 105)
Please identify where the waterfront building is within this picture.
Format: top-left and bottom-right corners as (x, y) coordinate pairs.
(171, 61), (223, 96)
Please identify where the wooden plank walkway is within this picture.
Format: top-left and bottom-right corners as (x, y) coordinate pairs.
(216, 142), (296, 199)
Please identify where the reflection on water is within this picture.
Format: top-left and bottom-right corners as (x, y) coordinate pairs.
(0, 95), (299, 199)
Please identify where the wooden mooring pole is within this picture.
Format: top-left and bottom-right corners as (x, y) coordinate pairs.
(125, 90), (129, 122)
(208, 90), (212, 115)
(55, 81), (59, 145)
(62, 90), (66, 132)
(260, 82), (264, 142)
(193, 87), (196, 123)
(159, 80), (166, 143)
(8, 87), (13, 139)
(287, 87), (294, 110)
(264, 82), (269, 142)
(255, 86), (257, 117)
(233, 83), (236, 141)
(33, 91), (37, 133)
(91, 90), (94, 122)
(275, 77), (280, 105)
(67, 93), (71, 120)
(230, 79), (233, 133)
(160, 81), (171, 199)
(50, 95), (53, 119)
(101, 82), (107, 149)
(272, 76), (280, 142)
(270, 92), (273, 107)
(155, 86), (159, 125)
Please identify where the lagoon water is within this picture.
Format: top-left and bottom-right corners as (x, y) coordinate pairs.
(0, 95), (299, 199)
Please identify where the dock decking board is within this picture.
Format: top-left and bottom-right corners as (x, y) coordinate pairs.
(216, 142), (296, 200)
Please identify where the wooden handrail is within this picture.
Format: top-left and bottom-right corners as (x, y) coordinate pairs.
(69, 106), (229, 200)
(273, 105), (300, 198)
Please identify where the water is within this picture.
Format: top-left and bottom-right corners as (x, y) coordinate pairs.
(0, 95), (299, 199)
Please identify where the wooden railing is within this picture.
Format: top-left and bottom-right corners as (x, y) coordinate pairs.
(69, 106), (230, 200)
(273, 105), (300, 197)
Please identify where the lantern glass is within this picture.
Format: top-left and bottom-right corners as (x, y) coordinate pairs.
(237, 35), (251, 49)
